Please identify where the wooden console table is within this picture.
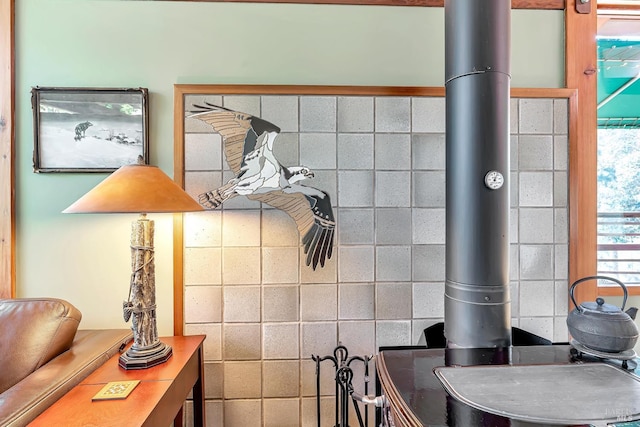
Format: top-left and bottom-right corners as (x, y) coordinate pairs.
(31, 335), (206, 427)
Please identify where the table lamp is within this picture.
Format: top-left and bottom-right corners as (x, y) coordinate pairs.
(64, 159), (204, 369)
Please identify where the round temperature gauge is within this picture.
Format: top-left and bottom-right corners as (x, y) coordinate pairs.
(484, 170), (504, 190)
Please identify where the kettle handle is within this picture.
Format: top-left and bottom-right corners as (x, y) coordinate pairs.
(569, 275), (628, 312)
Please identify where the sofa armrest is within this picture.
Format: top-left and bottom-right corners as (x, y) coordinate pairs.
(0, 329), (132, 427)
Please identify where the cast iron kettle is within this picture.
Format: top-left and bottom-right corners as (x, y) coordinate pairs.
(567, 275), (639, 353)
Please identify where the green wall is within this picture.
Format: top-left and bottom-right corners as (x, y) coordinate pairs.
(15, 0), (565, 334)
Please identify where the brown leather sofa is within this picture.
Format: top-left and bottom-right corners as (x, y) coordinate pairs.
(0, 298), (132, 427)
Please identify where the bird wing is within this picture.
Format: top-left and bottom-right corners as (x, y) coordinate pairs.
(189, 105), (260, 174)
(248, 188), (335, 270)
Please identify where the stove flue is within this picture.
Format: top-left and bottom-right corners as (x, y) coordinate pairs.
(444, 0), (512, 348)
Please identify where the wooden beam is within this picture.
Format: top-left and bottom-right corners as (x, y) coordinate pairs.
(566, 0), (598, 305)
(166, 0), (565, 8)
(0, 0), (15, 299)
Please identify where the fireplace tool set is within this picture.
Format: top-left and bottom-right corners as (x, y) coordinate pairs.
(312, 344), (386, 427)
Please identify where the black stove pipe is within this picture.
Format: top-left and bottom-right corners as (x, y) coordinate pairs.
(444, 0), (512, 348)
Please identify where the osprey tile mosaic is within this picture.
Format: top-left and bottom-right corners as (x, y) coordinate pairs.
(189, 103), (335, 270)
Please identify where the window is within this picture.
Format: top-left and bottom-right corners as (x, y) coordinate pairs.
(597, 17), (640, 292)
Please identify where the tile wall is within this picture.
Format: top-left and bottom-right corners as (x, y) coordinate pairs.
(180, 94), (569, 426)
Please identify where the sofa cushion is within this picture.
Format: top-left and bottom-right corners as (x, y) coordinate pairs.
(0, 298), (82, 394)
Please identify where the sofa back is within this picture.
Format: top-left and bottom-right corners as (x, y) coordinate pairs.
(0, 298), (81, 393)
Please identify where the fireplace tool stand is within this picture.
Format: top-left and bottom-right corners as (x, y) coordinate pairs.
(312, 344), (385, 427)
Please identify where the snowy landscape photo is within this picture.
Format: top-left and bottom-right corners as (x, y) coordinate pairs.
(32, 87), (149, 172)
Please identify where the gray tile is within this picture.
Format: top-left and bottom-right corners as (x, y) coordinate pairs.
(519, 280), (554, 316)
(510, 244), (520, 282)
(337, 133), (374, 170)
(204, 362), (223, 399)
(376, 246), (412, 282)
(222, 210), (261, 246)
(375, 208), (412, 245)
(519, 99), (553, 134)
(510, 98), (519, 134)
(299, 133), (336, 170)
(262, 247), (299, 284)
(300, 96), (336, 132)
(338, 321), (376, 356)
(555, 280), (569, 316)
(555, 244), (568, 280)
(222, 247), (261, 285)
(262, 209), (299, 247)
(412, 208), (446, 244)
(301, 322), (337, 358)
(518, 135), (553, 170)
(554, 316), (569, 343)
(511, 135), (519, 171)
(375, 134), (411, 170)
(300, 249), (338, 284)
(554, 208), (568, 244)
(511, 171), (519, 207)
(375, 320), (412, 347)
(375, 97), (410, 132)
(554, 171), (568, 207)
(185, 171), (222, 201)
(413, 319), (442, 346)
(300, 284), (337, 321)
(263, 398), (300, 427)
(376, 282), (412, 319)
(519, 208), (554, 243)
(510, 281), (520, 317)
(375, 171), (411, 207)
(413, 171), (446, 207)
(412, 134), (445, 170)
(413, 282), (445, 318)
(263, 361), (300, 398)
(338, 96), (374, 132)
(223, 323), (261, 360)
(412, 245), (445, 282)
(184, 247), (221, 285)
(263, 285), (299, 322)
(519, 172), (553, 207)
(519, 317), (554, 342)
(184, 285), (222, 323)
(338, 208), (374, 245)
(224, 398), (262, 427)
(222, 95), (261, 116)
(554, 135), (568, 170)
(338, 171), (374, 207)
(520, 245), (554, 280)
(263, 323), (300, 360)
(412, 97), (446, 133)
(339, 283), (375, 320)
(510, 208), (519, 244)
(185, 132), (222, 172)
(184, 323), (221, 361)
(272, 133), (299, 168)
(185, 94), (223, 116)
(553, 99), (568, 135)
(223, 286), (260, 322)
(262, 96), (298, 132)
(184, 211), (222, 248)
(338, 246), (374, 282)
(301, 359), (335, 397)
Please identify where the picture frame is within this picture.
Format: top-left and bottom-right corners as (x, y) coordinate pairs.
(31, 87), (149, 173)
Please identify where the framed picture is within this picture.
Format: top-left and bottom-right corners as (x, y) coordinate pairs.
(31, 87), (149, 172)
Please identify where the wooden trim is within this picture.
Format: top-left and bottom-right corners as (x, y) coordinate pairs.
(172, 84), (577, 329)
(0, 0), (15, 299)
(164, 0), (565, 8)
(566, 0), (598, 306)
(173, 86), (188, 336)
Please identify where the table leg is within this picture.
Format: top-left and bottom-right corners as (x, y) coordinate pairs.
(193, 345), (206, 427)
